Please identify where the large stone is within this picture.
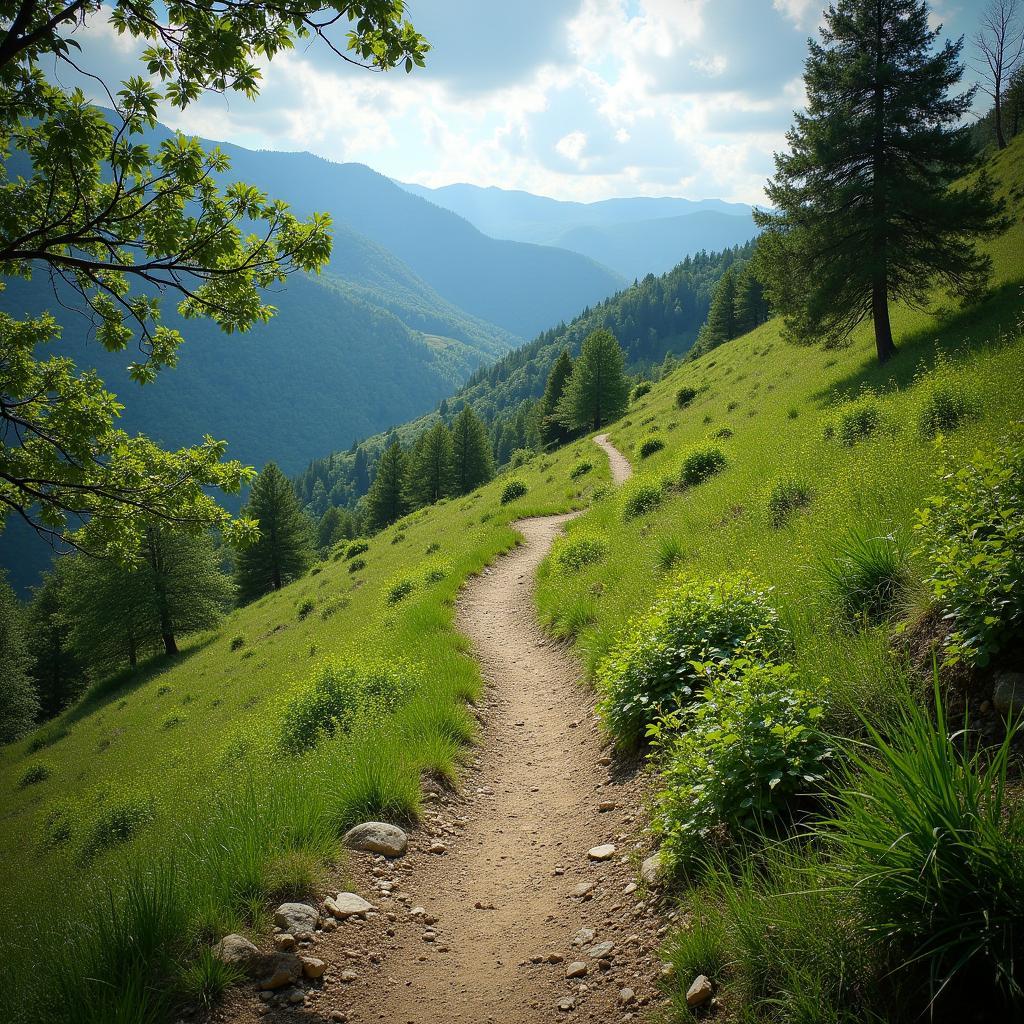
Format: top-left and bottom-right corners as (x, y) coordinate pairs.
(212, 933), (265, 978)
(588, 940), (615, 960)
(640, 852), (664, 887)
(343, 821), (409, 857)
(686, 974), (713, 1008)
(565, 961), (588, 979)
(274, 902), (319, 933)
(301, 956), (327, 979)
(257, 952), (303, 991)
(588, 843), (616, 861)
(993, 672), (1024, 716)
(326, 892), (374, 919)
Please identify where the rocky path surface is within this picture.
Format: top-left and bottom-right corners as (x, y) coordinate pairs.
(220, 436), (676, 1024)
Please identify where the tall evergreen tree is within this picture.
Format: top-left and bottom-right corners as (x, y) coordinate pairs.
(540, 349), (576, 446)
(450, 407), (495, 495)
(235, 463), (313, 602)
(556, 329), (630, 433)
(755, 0), (1006, 363)
(0, 573), (38, 743)
(732, 263), (770, 335)
(364, 441), (409, 531)
(26, 567), (86, 720)
(694, 267), (738, 354)
(316, 506), (351, 552)
(406, 421), (455, 507)
(352, 447), (371, 496)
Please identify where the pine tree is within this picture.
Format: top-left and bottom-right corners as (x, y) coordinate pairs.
(26, 567), (86, 720)
(556, 329), (630, 433)
(364, 441), (409, 531)
(732, 262), (769, 336)
(352, 447), (371, 496)
(235, 463), (314, 602)
(540, 349), (576, 446)
(406, 421), (455, 507)
(694, 267), (738, 354)
(755, 0), (1006, 362)
(316, 506), (345, 552)
(451, 406), (495, 495)
(0, 573), (38, 743)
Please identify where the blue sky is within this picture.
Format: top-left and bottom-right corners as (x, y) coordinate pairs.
(73, 1), (990, 204)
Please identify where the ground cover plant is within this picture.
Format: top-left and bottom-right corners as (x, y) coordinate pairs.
(0, 438), (610, 1023)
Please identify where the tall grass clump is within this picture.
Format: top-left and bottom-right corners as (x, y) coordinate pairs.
(651, 660), (830, 872)
(553, 533), (608, 573)
(386, 576), (416, 604)
(914, 434), (1023, 666)
(80, 793), (157, 862)
(680, 445), (727, 487)
(825, 684), (1024, 1011)
(835, 393), (882, 446)
(569, 460), (592, 480)
(596, 574), (786, 746)
(656, 535), (686, 571)
(767, 477), (813, 527)
(917, 379), (979, 437)
(819, 529), (911, 623)
(278, 657), (418, 754)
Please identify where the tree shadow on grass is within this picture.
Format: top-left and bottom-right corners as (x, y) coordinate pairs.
(810, 279), (1024, 408)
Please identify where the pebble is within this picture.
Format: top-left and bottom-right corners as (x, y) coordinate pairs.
(340, 969), (358, 984)
(572, 881), (596, 898)
(565, 961), (588, 978)
(589, 844), (617, 861)
(598, 800), (616, 812)
(573, 927), (595, 946)
(273, 933), (296, 952)
(557, 996), (576, 1012)
(428, 841), (447, 855)
(618, 988), (636, 1006)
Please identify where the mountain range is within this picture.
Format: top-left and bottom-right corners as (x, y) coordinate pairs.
(399, 181), (761, 279)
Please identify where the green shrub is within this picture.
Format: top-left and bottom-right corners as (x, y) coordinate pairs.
(320, 597), (349, 620)
(835, 395), (881, 446)
(425, 541), (441, 554)
(819, 529), (910, 623)
(81, 794), (156, 860)
(27, 724), (70, 753)
(390, 531), (405, 545)
(676, 385), (698, 409)
(596, 574), (786, 746)
(554, 533), (608, 573)
(825, 684), (1024, 1009)
(713, 426), (734, 440)
(229, 635), (245, 651)
(18, 762), (50, 788)
(386, 577), (415, 605)
(637, 436), (665, 459)
(621, 480), (664, 520)
(508, 448), (534, 468)
(569, 460), (593, 480)
(918, 379), (979, 438)
(631, 380), (652, 401)
(421, 560), (452, 584)
(914, 436), (1024, 666)
(345, 540), (369, 560)
(500, 478), (528, 504)
(651, 660), (830, 871)
(680, 445), (727, 486)
(347, 557), (366, 574)
(767, 477), (813, 527)
(297, 599), (315, 620)
(278, 658), (416, 754)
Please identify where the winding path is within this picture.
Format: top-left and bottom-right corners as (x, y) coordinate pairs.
(239, 435), (661, 1024)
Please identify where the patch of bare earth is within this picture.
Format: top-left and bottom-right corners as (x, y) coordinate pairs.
(215, 438), (674, 1024)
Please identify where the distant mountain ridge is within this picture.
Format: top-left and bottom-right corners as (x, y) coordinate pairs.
(399, 180), (760, 279)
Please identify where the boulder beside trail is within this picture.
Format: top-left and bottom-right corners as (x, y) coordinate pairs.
(273, 902), (319, 933)
(212, 933), (266, 977)
(640, 851), (664, 887)
(326, 892), (375, 919)
(343, 821), (409, 857)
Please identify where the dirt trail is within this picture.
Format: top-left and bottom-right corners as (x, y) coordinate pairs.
(230, 436), (666, 1024)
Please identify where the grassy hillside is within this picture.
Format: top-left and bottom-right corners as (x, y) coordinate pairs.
(0, 433), (611, 1023)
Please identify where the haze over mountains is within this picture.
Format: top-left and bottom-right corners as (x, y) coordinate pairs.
(400, 181), (760, 279)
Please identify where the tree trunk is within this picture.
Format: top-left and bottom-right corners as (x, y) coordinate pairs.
(128, 633), (137, 670)
(162, 632), (179, 656)
(995, 87), (1007, 149)
(872, 277), (896, 363)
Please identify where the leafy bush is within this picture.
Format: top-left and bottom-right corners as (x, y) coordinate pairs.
(81, 794), (156, 860)
(680, 445), (727, 486)
(596, 574), (786, 746)
(229, 635), (245, 651)
(820, 529), (910, 623)
(914, 436), (1024, 666)
(554, 533), (609, 573)
(631, 380), (652, 401)
(421, 560), (452, 584)
(621, 480), (664, 520)
(713, 426), (734, 440)
(509, 448), (534, 468)
(19, 762), (50, 788)
(835, 395), (881, 446)
(569, 460), (593, 480)
(637, 436), (665, 459)
(297, 599), (315, 620)
(500, 478), (528, 504)
(279, 658), (416, 754)
(425, 541), (441, 554)
(390, 531), (406, 545)
(676, 385), (698, 409)
(651, 660), (830, 870)
(768, 477), (813, 527)
(825, 684), (1024, 1008)
(386, 576), (415, 605)
(917, 378), (978, 438)
(347, 557), (366, 574)
(345, 540), (369, 560)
